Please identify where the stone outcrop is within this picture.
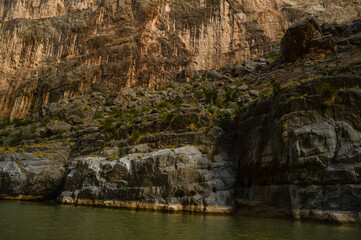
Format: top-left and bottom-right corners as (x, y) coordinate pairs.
(59, 146), (235, 213)
(0, 153), (64, 199)
(281, 18), (340, 63)
(0, 0), (360, 120)
(236, 75), (361, 223)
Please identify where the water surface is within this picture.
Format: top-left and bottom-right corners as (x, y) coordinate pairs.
(0, 200), (360, 240)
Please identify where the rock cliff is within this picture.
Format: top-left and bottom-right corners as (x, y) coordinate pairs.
(0, 1), (361, 224)
(237, 76), (361, 223)
(0, 0), (360, 120)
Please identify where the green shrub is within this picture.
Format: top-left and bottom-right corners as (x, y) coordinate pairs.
(159, 112), (176, 123)
(13, 118), (32, 127)
(0, 119), (10, 129)
(171, 96), (184, 107)
(317, 82), (336, 99)
(265, 52), (281, 62)
(51, 111), (61, 120)
(9, 132), (23, 147)
(91, 85), (99, 92)
(42, 116), (51, 124)
(125, 108), (141, 118)
(206, 106), (219, 116)
(102, 118), (115, 132)
(156, 101), (172, 109)
(258, 89), (272, 99)
(94, 111), (104, 119)
(195, 91), (205, 99)
(184, 116), (200, 127)
(232, 104), (243, 116)
(0, 131), (10, 137)
(119, 148), (127, 158)
(270, 77), (281, 94)
(204, 88), (218, 105)
(110, 110), (123, 118)
(30, 126), (37, 134)
(224, 87), (239, 103)
(322, 67), (339, 76)
(130, 129), (142, 144)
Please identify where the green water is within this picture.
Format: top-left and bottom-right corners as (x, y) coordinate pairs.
(0, 201), (360, 240)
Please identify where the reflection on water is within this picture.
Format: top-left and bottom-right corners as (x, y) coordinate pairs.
(0, 200), (360, 240)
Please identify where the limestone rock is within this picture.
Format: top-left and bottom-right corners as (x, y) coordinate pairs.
(59, 146), (236, 213)
(232, 64), (246, 77)
(208, 70), (228, 80)
(0, 0), (360, 119)
(0, 153), (64, 198)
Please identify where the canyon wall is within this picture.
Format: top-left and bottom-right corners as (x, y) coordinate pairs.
(0, 0), (360, 120)
(237, 76), (361, 223)
(1, 15), (361, 223)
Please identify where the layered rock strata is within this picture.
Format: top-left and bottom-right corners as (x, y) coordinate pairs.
(0, 153), (64, 199)
(0, 12), (361, 223)
(236, 76), (361, 223)
(0, 0), (360, 119)
(60, 146), (236, 213)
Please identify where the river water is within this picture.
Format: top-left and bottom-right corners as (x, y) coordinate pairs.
(0, 200), (360, 240)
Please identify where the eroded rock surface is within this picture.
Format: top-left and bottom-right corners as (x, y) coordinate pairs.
(0, 0), (360, 119)
(236, 76), (361, 223)
(0, 153), (64, 199)
(0, 15), (361, 223)
(59, 146), (235, 213)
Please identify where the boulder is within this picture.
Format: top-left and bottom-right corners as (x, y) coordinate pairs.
(281, 19), (322, 62)
(309, 34), (337, 54)
(232, 64), (246, 77)
(114, 88), (137, 106)
(207, 70), (228, 80)
(244, 60), (258, 73)
(66, 115), (83, 125)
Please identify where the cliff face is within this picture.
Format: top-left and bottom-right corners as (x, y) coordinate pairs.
(0, 0), (360, 120)
(236, 76), (361, 223)
(1, 14), (361, 223)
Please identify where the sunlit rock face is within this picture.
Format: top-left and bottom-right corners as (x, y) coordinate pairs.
(0, 0), (360, 120)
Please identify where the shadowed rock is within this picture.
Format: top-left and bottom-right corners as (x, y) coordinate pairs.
(281, 19), (322, 62)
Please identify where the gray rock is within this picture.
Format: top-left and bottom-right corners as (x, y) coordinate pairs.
(236, 76), (361, 223)
(0, 154), (64, 198)
(67, 115), (83, 125)
(232, 64), (246, 76)
(248, 90), (259, 98)
(238, 84), (249, 91)
(59, 146), (235, 212)
(207, 70), (228, 80)
(114, 88), (137, 105)
(244, 60), (258, 73)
